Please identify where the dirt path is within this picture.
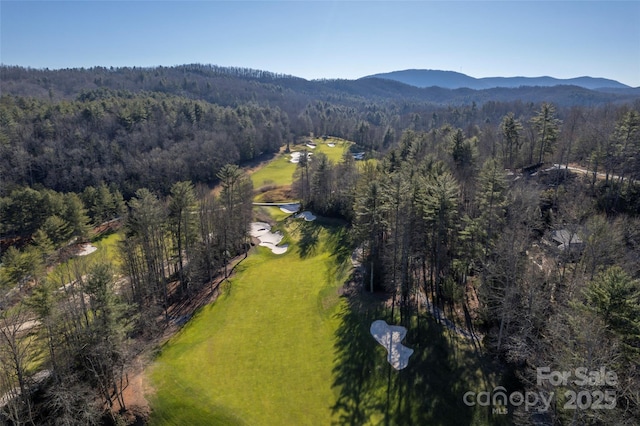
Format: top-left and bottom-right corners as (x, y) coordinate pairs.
(552, 163), (636, 183)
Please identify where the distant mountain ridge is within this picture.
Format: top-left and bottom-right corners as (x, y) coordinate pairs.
(363, 69), (632, 90)
(2, 64), (639, 108)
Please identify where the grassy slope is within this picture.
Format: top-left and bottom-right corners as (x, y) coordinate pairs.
(149, 222), (348, 425)
(148, 232), (501, 425)
(149, 139), (354, 424)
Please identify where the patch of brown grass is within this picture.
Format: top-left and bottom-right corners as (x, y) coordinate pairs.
(256, 185), (294, 202)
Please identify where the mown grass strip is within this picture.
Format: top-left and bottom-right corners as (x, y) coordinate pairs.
(148, 222), (349, 425)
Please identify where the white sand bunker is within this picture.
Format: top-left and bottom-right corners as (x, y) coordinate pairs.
(353, 152), (366, 160)
(327, 143), (336, 147)
(76, 243), (98, 256)
(295, 211), (316, 221)
(289, 151), (313, 164)
(250, 222), (288, 254)
(277, 204), (316, 221)
(306, 143), (316, 149)
(370, 320), (414, 370)
(280, 203), (301, 214)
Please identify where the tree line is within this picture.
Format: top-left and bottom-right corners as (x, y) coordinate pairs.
(2, 65), (639, 203)
(2, 64), (638, 109)
(0, 166), (253, 425)
(291, 105), (640, 424)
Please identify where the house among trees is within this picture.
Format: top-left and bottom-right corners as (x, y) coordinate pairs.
(551, 229), (584, 253)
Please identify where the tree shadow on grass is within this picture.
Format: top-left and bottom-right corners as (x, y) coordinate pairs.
(323, 224), (352, 266)
(331, 293), (488, 425)
(390, 316), (485, 425)
(331, 294), (385, 425)
(322, 225), (353, 289)
(296, 221), (322, 258)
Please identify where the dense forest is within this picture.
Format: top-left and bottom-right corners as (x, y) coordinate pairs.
(2, 65), (639, 196)
(1, 65), (639, 425)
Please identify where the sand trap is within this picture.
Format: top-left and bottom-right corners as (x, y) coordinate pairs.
(290, 152), (300, 163)
(306, 143), (316, 149)
(289, 151), (313, 164)
(261, 242), (288, 255)
(327, 143), (335, 147)
(280, 203), (301, 214)
(295, 211), (316, 221)
(250, 222), (288, 254)
(353, 152), (365, 160)
(76, 243), (98, 256)
(3, 319), (41, 334)
(275, 203), (316, 220)
(370, 320), (414, 370)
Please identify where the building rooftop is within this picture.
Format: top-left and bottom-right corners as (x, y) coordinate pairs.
(551, 229), (583, 250)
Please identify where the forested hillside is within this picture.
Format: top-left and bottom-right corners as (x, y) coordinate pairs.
(1, 64), (639, 425)
(2, 65), (639, 196)
(0, 91), (287, 195)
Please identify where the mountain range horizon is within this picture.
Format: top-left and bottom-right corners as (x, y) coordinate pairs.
(361, 69), (633, 90)
(3, 63), (634, 90)
(3, 63), (639, 108)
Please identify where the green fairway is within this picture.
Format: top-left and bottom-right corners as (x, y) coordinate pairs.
(250, 153), (296, 190)
(148, 139), (503, 425)
(313, 137), (351, 163)
(148, 221), (350, 425)
(250, 139), (350, 191)
(331, 295), (505, 426)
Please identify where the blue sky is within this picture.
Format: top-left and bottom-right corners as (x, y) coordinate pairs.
(2, 1), (639, 87)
